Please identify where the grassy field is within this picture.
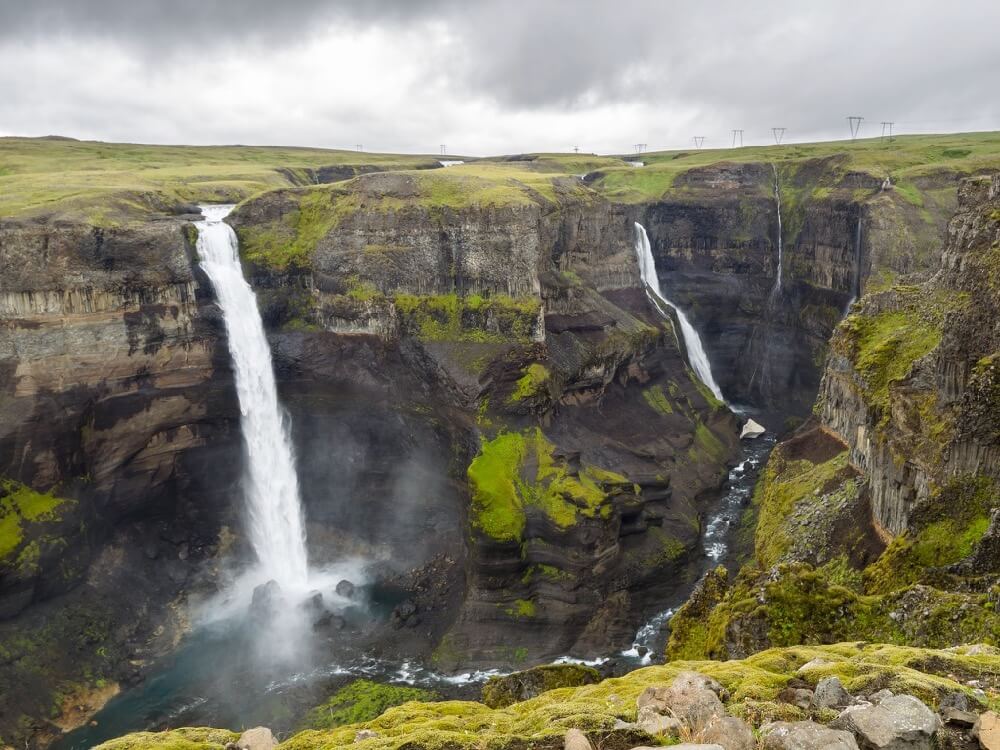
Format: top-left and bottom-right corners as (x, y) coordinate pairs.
(595, 131), (1000, 202)
(0, 136), (440, 221)
(4, 132), (1000, 222)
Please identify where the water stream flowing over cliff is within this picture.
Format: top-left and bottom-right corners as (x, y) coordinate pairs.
(633, 222), (725, 402)
(195, 205), (309, 589)
(769, 164), (784, 302)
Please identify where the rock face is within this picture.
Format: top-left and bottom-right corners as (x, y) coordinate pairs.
(762, 720), (861, 750)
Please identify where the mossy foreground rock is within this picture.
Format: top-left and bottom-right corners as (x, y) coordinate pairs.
(481, 663), (600, 708)
(298, 679), (438, 730)
(95, 643), (1000, 749)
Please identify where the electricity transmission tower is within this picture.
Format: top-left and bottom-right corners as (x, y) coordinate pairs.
(847, 116), (864, 140)
(355, 144), (363, 151)
(573, 146), (579, 153)
(731, 129), (744, 147)
(440, 144), (447, 155)
(693, 136), (705, 149)
(633, 143), (647, 154)
(772, 127), (786, 145)
(880, 122), (895, 143)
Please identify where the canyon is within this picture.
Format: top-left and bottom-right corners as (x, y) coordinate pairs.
(0, 133), (998, 748)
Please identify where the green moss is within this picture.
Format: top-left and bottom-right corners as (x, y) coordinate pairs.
(642, 384), (674, 414)
(505, 599), (537, 619)
(466, 429), (618, 543)
(93, 727), (239, 750)
(508, 364), (551, 403)
(394, 293), (540, 344)
(0, 479), (71, 562)
(299, 679), (439, 731)
(481, 664), (600, 709)
(751, 451), (850, 568)
(839, 307), (942, 422)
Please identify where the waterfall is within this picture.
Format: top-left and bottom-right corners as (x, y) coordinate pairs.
(633, 222), (725, 403)
(195, 205), (309, 590)
(846, 216), (862, 311)
(769, 164), (783, 301)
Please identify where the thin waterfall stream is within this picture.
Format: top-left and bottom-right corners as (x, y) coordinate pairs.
(769, 164), (784, 302)
(633, 222), (725, 403)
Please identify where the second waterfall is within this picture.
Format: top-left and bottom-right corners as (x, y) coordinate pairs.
(195, 205), (309, 591)
(633, 222), (725, 403)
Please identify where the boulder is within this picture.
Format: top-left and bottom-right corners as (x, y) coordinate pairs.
(354, 729), (379, 742)
(335, 579), (356, 598)
(636, 705), (682, 737)
(869, 689), (894, 705)
(761, 720), (860, 750)
(973, 711), (1000, 750)
(813, 676), (852, 709)
(797, 658), (831, 674)
(778, 687), (814, 710)
(695, 715), (755, 750)
(939, 706), (977, 727)
(236, 727), (278, 750)
(740, 419), (766, 439)
(636, 673), (726, 733)
(249, 580), (284, 622)
(483, 663), (600, 708)
(630, 746), (724, 750)
(563, 727), (593, 750)
(832, 694), (940, 749)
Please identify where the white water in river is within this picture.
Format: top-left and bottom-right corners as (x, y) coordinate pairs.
(196, 205), (309, 590)
(633, 222), (725, 403)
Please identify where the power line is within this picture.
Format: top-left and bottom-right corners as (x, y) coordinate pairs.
(847, 116), (864, 140)
(731, 129), (744, 147)
(772, 127), (786, 145)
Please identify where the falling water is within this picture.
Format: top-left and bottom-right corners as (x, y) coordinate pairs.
(769, 164), (784, 301)
(195, 205), (309, 589)
(845, 216), (863, 311)
(633, 222), (725, 403)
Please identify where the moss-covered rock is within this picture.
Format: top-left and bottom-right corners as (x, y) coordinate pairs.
(481, 664), (600, 708)
(299, 679), (439, 731)
(93, 727), (239, 750)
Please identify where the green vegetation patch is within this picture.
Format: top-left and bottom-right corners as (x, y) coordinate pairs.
(481, 664), (600, 709)
(92, 727), (239, 750)
(508, 363), (551, 403)
(0, 479), (72, 563)
(299, 680), (439, 731)
(466, 429), (623, 543)
(839, 304), (942, 421)
(750, 451), (851, 568)
(395, 293), (540, 344)
(641, 384), (674, 414)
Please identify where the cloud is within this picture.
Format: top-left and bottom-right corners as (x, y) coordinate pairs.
(0, 0), (998, 153)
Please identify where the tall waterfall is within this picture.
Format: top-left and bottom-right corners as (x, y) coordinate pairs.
(196, 205), (309, 590)
(633, 222), (724, 403)
(769, 164), (783, 301)
(846, 216), (863, 311)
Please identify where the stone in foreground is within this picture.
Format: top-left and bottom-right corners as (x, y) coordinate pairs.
(761, 720), (860, 750)
(832, 694), (940, 750)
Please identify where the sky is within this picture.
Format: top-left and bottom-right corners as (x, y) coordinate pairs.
(1, 0), (998, 155)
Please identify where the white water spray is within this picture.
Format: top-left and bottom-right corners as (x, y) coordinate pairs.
(633, 222), (724, 403)
(770, 164), (783, 301)
(195, 205), (309, 590)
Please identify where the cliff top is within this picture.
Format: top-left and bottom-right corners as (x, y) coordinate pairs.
(5, 132), (1000, 223)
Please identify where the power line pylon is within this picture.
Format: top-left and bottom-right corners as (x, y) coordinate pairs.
(731, 129), (744, 147)
(693, 136), (705, 149)
(772, 127), (786, 145)
(355, 144), (363, 152)
(880, 122), (895, 143)
(440, 144), (447, 155)
(847, 116), (864, 140)
(633, 143), (647, 154)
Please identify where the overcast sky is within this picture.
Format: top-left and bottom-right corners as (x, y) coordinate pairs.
(1, 0), (998, 155)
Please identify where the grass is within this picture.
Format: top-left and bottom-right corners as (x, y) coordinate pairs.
(0, 136), (438, 221)
(298, 680), (438, 731)
(594, 131), (1000, 203)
